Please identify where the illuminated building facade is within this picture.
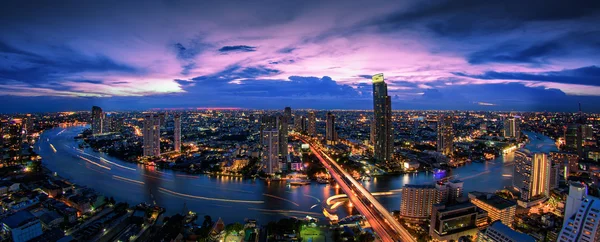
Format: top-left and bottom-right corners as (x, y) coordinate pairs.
(261, 129), (280, 174)
(437, 114), (454, 156)
(277, 115), (288, 158)
(294, 115), (306, 133)
(307, 111), (316, 137)
(326, 112), (337, 145)
(478, 221), (535, 242)
(143, 113), (161, 157)
(400, 181), (463, 220)
(513, 149), (550, 202)
(174, 114), (181, 152)
(503, 117), (520, 139)
(468, 192), (517, 228)
(91, 106), (104, 135)
(372, 73), (393, 163)
(550, 151), (580, 179)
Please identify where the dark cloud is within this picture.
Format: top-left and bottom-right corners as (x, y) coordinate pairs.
(371, 0), (600, 36)
(453, 65), (600, 86)
(218, 45), (257, 53)
(468, 41), (563, 64)
(277, 47), (295, 53)
(357, 75), (372, 79)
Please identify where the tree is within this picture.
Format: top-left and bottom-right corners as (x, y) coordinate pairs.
(226, 222), (244, 234)
(202, 215), (213, 228)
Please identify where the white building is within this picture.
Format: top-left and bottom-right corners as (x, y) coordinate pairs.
(0, 211), (43, 242)
(174, 114), (181, 152)
(477, 221), (535, 242)
(261, 129), (280, 174)
(558, 184), (600, 242)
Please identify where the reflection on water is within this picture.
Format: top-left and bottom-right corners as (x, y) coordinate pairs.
(37, 126), (555, 223)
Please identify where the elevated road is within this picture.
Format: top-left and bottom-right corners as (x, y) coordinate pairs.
(297, 135), (415, 242)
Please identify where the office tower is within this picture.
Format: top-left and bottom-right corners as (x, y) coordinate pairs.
(110, 117), (124, 133)
(477, 221), (535, 242)
(430, 202), (478, 241)
(174, 114), (181, 152)
(284, 107), (292, 124)
(437, 114), (454, 156)
(503, 117), (520, 139)
(326, 112), (337, 145)
(307, 111), (316, 137)
(91, 106), (104, 135)
(469, 192), (517, 228)
(564, 183), (587, 227)
(261, 129), (279, 174)
(158, 113), (166, 128)
(565, 104), (585, 157)
(513, 149), (550, 202)
(277, 115), (289, 158)
(550, 151), (580, 179)
(143, 113), (161, 157)
(294, 115), (307, 133)
(559, 191), (600, 242)
(372, 73), (393, 163)
(102, 114), (112, 133)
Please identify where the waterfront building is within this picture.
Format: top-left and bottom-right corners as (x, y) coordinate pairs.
(477, 221), (535, 242)
(468, 192), (517, 228)
(261, 129), (280, 174)
(143, 113), (161, 157)
(277, 115), (288, 159)
(0, 210), (43, 242)
(559, 185), (600, 242)
(400, 181), (463, 220)
(307, 111), (316, 137)
(437, 114), (454, 156)
(326, 112), (337, 145)
(513, 149), (550, 203)
(371, 73), (393, 163)
(503, 117), (520, 139)
(429, 202), (478, 241)
(91, 106), (103, 135)
(174, 114), (181, 152)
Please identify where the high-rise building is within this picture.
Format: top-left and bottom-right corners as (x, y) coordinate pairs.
(284, 107), (292, 123)
(174, 114), (181, 152)
(326, 112), (337, 145)
(158, 113), (166, 129)
(469, 192), (517, 228)
(565, 104), (586, 157)
(307, 111), (316, 137)
(400, 181), (461, 220)
(503, 117), (520, 139)
(261, 129), (279, 174)
(294, 115), (307, 133)
(430, 202), (478, 241)
(372, 73), (393, 163)
(513, 149), (550, 202)
(143, 113), (161, 157)
(550, 151), (580, 179)
(477, 221), (535, 242)
(91, 106), (104, 135)
(437, 114), (454, 156)
(559, 185), (600, 242)
(277, 115), (289, 159)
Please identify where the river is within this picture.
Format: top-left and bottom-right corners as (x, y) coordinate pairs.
(35, 126), (555, 224)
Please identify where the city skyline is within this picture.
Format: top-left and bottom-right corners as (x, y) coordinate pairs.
(1, 1), (600, 113)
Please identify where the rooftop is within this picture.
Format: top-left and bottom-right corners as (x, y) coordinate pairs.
(469, 192), (516, 210)
(0, 210), (38, 228)
(487, 221), (535, 242)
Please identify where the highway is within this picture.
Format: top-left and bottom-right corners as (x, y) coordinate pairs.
(297, 135), (415, 242)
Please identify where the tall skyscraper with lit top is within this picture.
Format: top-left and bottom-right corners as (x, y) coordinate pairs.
(143, 113), (161, 157)
(372, 73), (393, 163)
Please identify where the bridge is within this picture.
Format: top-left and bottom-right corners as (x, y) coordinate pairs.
(296, 135), (415, 242)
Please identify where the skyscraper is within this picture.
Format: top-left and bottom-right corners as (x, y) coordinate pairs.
(294, 115), (306, 133)
(91, 106), (104, 135)
(326, 112), (337, 145)
(277, 115), (288, 159)
(565, 104), (585, 157)
(174, 114), (181, 152)
(307, 111), (316, 137)
(559, 185), (600, 242)
(143, 113), (161, 157)
(372, 73), (393, 163)
(437, 114), (453, 156)
(261, 129), (279, 174)
(513, 149), (550, 202)
(504, 117), (520, 139)
(284, 107), (292, 123)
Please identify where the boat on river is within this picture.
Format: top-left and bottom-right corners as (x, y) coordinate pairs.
(288, 179), (311, 186)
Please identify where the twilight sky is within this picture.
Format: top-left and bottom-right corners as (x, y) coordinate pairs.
(1, 0), (599, 113)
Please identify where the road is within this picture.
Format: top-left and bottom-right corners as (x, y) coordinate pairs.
(297, 135), (415, 242)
